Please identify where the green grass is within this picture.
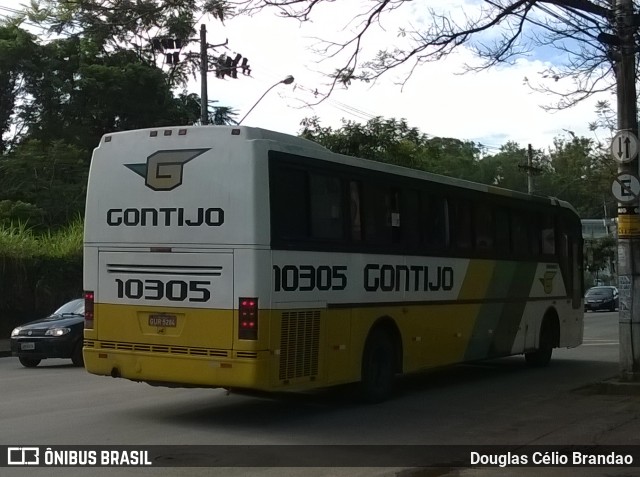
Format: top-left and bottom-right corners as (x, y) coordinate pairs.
(0, 218), (83, 258)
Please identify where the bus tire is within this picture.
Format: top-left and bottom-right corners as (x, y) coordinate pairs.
(525, 317), (557, 367)
(359, 327), (396, 403)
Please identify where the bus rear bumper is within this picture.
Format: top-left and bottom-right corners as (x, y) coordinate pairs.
(82, 346), (273, 390)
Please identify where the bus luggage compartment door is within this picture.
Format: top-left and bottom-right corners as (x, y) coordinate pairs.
(96, 250), (234, 349)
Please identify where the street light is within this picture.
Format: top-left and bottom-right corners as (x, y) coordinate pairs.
(237, 75), (295, 125)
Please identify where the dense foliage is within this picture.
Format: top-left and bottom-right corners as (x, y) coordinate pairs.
(0, 6), (238, 229)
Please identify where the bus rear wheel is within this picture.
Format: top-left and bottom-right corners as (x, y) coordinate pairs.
(525, 318), (556, 367)
(359, 328), (396, 403)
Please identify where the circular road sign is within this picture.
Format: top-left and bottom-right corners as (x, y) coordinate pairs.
(612, 173), (640, 204)
(611, 131), (639, 164)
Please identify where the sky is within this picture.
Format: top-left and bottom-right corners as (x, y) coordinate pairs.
(2, 0), (615, 153)
(200, 0), (614, 153)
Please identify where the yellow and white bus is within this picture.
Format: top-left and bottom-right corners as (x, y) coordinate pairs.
(83, 125), (583, 401)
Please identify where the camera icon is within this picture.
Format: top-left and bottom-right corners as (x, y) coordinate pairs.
(7, 447), (40, 465)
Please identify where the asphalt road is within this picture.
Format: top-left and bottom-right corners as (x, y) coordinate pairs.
(0, 311), (628, 477)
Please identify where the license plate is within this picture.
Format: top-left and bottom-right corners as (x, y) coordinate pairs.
(149, 314), (177, 327)
(20, 342), (35, 351)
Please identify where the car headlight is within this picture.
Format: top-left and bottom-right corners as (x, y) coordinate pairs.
(45, 327), (71, 337)
(11, 327), (22, 337)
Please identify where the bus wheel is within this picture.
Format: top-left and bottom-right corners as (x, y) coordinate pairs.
(525, 318), (556, 367)
(19, 357), (41, 368)
(359, 327), (395, 403)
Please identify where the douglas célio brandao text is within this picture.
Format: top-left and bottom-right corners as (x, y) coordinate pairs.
(470, 451), (634, 467)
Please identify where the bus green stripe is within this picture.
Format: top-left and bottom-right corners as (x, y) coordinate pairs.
(461, 261), (540, 360)
(488, 261), (539, 357)
(464, 260), (517, 360)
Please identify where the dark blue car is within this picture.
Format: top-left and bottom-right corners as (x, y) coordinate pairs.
(10, 299), (84, 367)
(584, 286), (618, 312)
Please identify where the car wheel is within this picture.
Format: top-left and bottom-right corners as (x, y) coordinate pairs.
(359, 327), (396, 403)
(19, 357), (41, 368)
(71, 342), (84, 367)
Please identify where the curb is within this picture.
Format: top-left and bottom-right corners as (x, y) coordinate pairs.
(598, 378), (640, 395)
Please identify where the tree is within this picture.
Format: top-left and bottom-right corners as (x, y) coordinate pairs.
(236, 1), (618, 106)
(0, 24), (40, 154)
(0, 19), (205, 228)
(211, 105), (240, 125)
(0, 27), (206, 154)
(0, 140), (88, 229)
(300, 116), (483, 179)
(584, 235), (617, 286)
(535, 134), (617, 216)
(300, 116), (430, 168)
(477, 142), (539, 193)
(22, 0), (232, 89)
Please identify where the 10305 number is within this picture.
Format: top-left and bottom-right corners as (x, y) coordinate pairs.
(273, 265), (347, 292)
(115, 278), (211, 302)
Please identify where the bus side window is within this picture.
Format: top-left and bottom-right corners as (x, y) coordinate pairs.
(449, 198), (472, 251)
(495, 207), (510, 254)
(386, 188), (402, 244)
(542, 215), (556, 255)
(309, 173), (344, 240)
(511, 211), (529, 256)
(559, 217), (582, 306)
(349, 180), (362, 242)
(422, 194), (448, 250)
(403, 189), (421, 248)
(529, 213), (541, 256)
(474, 203), (495, 251)
(363, 184), (401, 246)
(271, 167), (309, 240)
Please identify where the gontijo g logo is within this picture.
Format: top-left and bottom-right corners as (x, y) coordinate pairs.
(125, 149), (210, 191)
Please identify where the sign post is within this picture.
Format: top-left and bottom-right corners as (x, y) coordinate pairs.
(611, 172), (640, 206)
(608, 0), (640, 385)
(611, 130), (639, 164)
(611, 126), (640, 381)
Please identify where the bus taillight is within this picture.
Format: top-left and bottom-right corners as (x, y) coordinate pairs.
(84, 291), (95, 329)
(239, 297), (258, 340)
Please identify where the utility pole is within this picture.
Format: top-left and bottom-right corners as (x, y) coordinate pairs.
(152, 24), (234, 126)
(518, 143), (542, 194)
(200, 24), (208, 125)
(614, 0), (640, 381)
(527, 144), (534, 194)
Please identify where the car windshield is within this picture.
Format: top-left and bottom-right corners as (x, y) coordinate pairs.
(53, 299), (84, 316)
(585, 288), (613, 297)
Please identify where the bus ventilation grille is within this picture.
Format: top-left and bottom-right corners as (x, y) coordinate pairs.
(95, 341), (229, 357)
(279, 310), (320, 380)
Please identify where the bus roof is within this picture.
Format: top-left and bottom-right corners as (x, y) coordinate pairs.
(100, 125), (578, 214)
